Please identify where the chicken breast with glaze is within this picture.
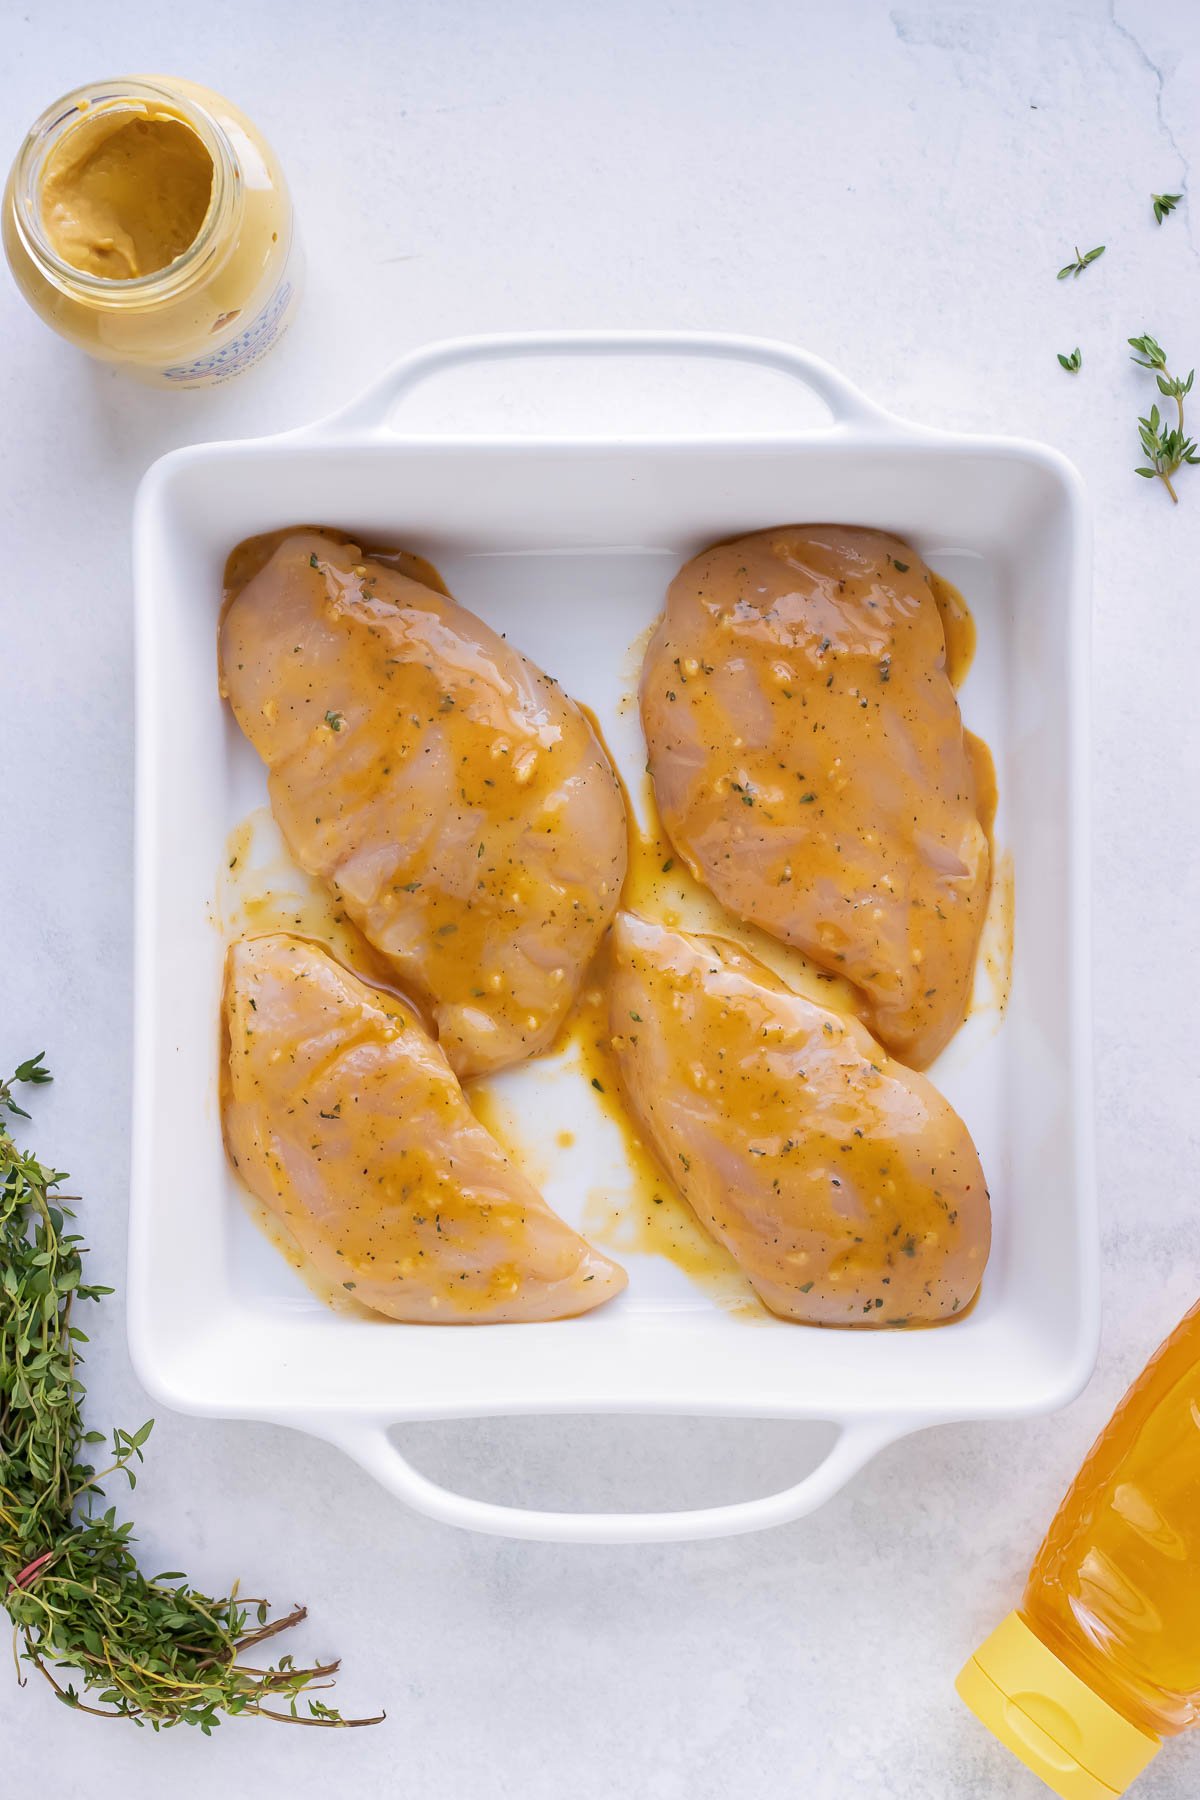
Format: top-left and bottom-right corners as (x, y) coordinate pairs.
(219, 529), (628, 1077)
(223, 933), (626, 1323)
(641, 526), (989, 1067)
(608, 912), (989, 1325)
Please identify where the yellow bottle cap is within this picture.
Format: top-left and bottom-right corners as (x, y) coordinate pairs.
(956, 1613), (1160, 1800)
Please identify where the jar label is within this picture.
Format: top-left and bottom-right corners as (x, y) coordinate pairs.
(161, 273), (297, 386)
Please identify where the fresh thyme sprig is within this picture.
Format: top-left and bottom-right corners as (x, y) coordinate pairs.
(1152, 192), (1182, 225)
(1057, 244), (1105, 280)
(1057, 347), (1082, 374)
(1, 1052), (51, 1118)
(0, 1059), (382, 1732)
(1129, 333), (1198, 504)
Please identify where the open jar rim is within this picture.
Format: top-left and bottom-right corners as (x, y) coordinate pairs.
(7, 77), (243, 308)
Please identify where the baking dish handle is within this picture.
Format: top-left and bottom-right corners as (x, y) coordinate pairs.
(308, 330), (898, 438)
(319, 1414), (904, 1544)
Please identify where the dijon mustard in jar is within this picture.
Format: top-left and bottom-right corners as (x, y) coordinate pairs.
(3, 77), (300, 386)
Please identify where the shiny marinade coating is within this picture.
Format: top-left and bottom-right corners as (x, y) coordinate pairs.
(220, 530), (628, 1077)
(641, 526), (989, 1068)
(223, 933), (626, 1323)
(608, 913), (989, 1325)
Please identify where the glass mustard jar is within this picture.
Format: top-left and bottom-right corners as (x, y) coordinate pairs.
(3, 77), (301, 386)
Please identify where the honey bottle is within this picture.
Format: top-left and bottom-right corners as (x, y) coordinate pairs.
(958, 1300), (1200, 1796)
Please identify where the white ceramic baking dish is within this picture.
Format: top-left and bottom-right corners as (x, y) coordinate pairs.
(130, 331), (1096, 1543)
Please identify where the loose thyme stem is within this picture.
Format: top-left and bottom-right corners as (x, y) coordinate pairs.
(1057, 243), (1105, 279)
(1129, 333), (1198, 504)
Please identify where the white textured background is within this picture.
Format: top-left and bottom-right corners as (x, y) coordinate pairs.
(3, 2), (1199, 1795)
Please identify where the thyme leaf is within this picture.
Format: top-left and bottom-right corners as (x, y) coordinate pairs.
(1056, 243), (1105, 280)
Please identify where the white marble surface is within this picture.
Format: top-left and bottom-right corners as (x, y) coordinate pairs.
(3, 0), (1200, 1794)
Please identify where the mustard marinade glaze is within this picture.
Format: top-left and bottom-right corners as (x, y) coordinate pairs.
(3, 78), (299, 384)
(217, 530), (1000, 1326)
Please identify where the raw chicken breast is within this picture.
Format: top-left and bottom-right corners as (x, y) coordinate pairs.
(219, 529), (627, 1077)
(608, 913), (989, 1325)
(223, 934), (626, 1323)
(641, 527), (989, 1067)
